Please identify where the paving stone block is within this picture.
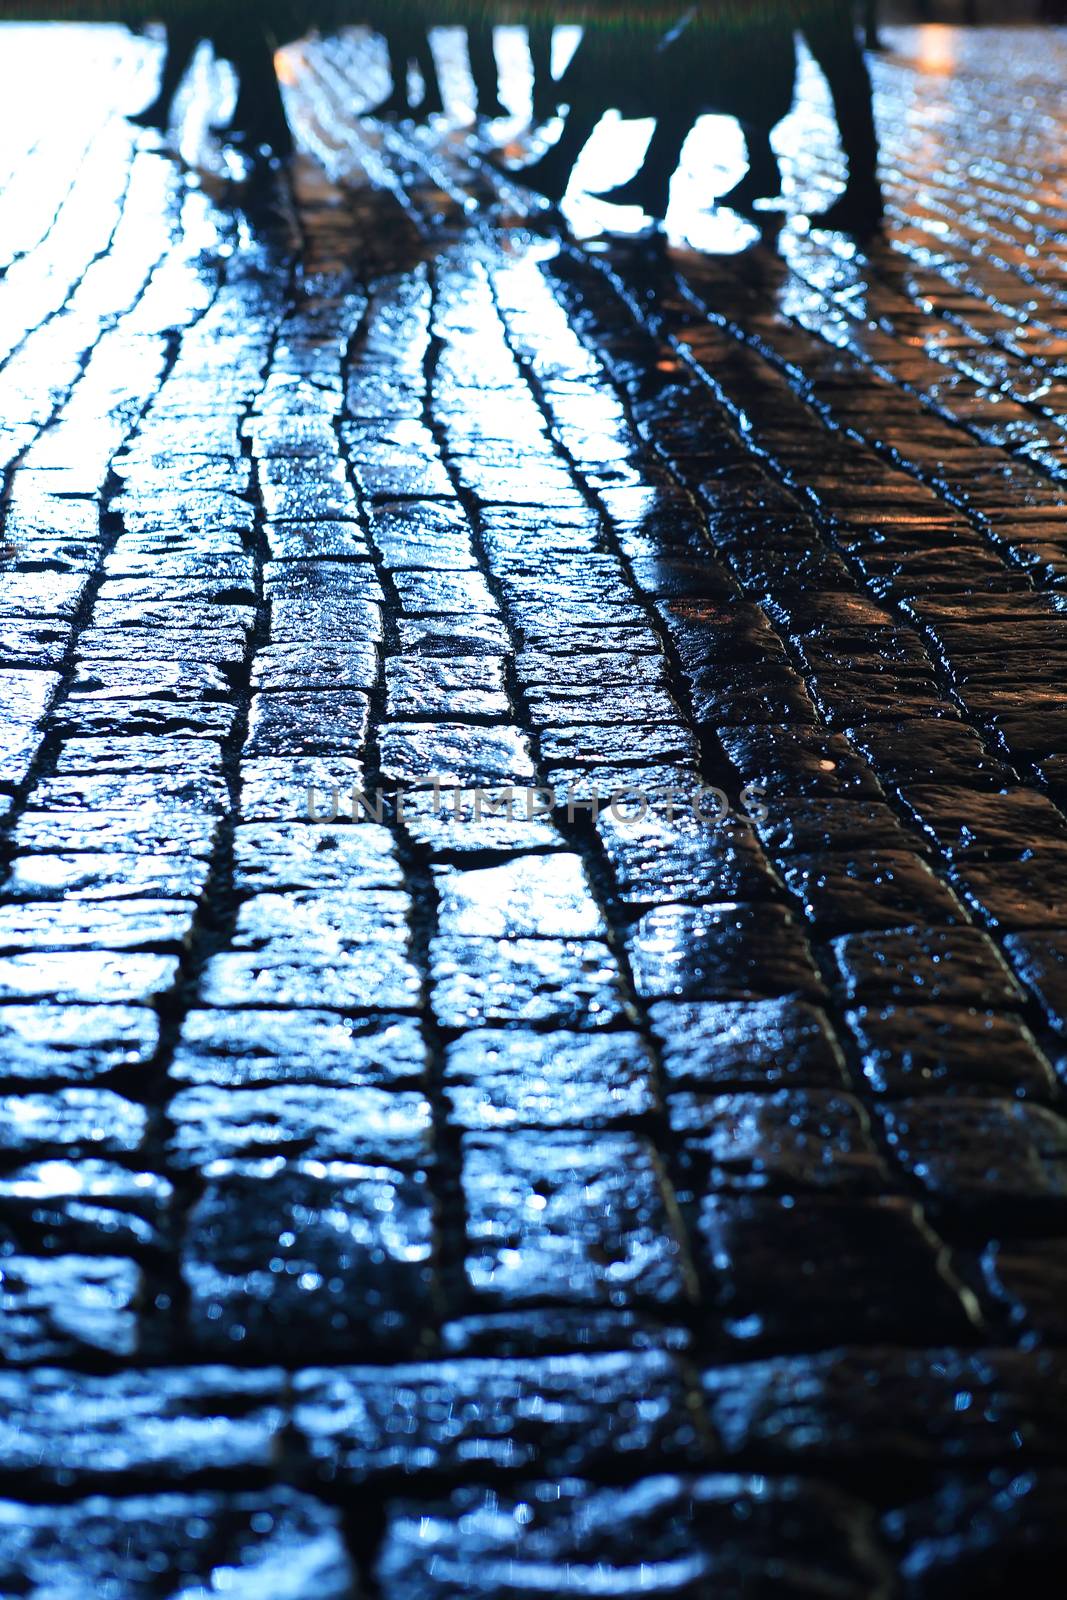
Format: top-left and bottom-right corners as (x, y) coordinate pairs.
(5, 857), (205, 922)
(52, 698), (239, 740)
(11, 811), (220, 858)
(949, 855), (1067, 930)
(899, 784), (1067, 859)
(993, 709), (1067, 762)
(68, 660), (234, 702)
(264, 559), (382, 600)
(650, 997), (848, 1090)
(171, 1009), (425, 1089)
(396, 615), (510, 656)
(0, 1367), (285, 1484)
(386, 656), (509, 718)
(76, 626), (250, 665)
(946, 646), (1067, 688)
(0, 1004), (159, 1084)
(695, 1195), (980, 1344)
(806, 673), (953, 729)
(0, 952), (181, 1005)
(430, 936), (629, 1030)
(525, 684), (683, 730)
(0, 729), (49, 786)
(671, 1090), (890, 1195)
(398, 786), (561, 854)
(393, 569), (497, 615)
(688, 661), (819, 726)
(879, 1099), (1067, 1212)
(724, 538), (855, 596)
(293, 1351), (707, 1482)
(240, 757), (366, 822)
(104, 533), (248, 571)
(52, 735), (225, 776)
(347, 448), (453, 504)
(718, 726), (882, 800)
(656, 600), (788, 673)
(519, 624), (662, 657)
(0, 1255), (142, 1362)
(793, 629), (933, 682)
(183, 1159), (436, 1358)
(232, 821), (402, 893)
(831, 927), (1024, 1006)
(245, 415), (341, 455)
(259, 480), (360, 523)
(269, 594), (381, 646)
(201, 889), (420, 1010)
(763, 592), (895, 636)
(167, 1083), (432, 1168)
(546, 761), (703, 808)
(115, 497), (256, 537)
(367, 499), (476, 569)
(28, 772), (228, 815)
(380, 723), (535, 787)
(539, 722), (699, 769)
(702, 1347), (1067, 1464)
(91, 600), (255, 635)
(599, 822), (778, 907)
(0, 580), (84, 621)
(462, 1132), (697, 1309)
(251, 642), (378, 692)
(0, 621), (69, 670)
(0, 1488), (356, 1596)
(848, 721), (1017, 790)
(781, 850), (968, 933)
(0, 898), (197, 953)
(434, 855), (604, 939)
(199, 952), (420, 1012)
(0, 1160), (172, 1254)
(846, 1006), (1055, 1098)
(455, 460), (579, 506)
(516, 649), (667, 689)
(629, 904), (826, 1002)
(1003, 931), (1067, 1035)
(444, 1028), (658, 1129)
(0, 1089), (145, 1159)
(626, 556), (739, 603)
(502, 573), (636, 612)
(376, 1475), (889, 1599)
(755, 798), (924, 856)
(245, 690), (370, 758)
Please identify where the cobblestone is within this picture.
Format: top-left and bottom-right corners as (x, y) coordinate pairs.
(0, 1489), (355, 1597)
(292, 1350), (707, 1483)
(2, 16), (1067, 1590)
(375, 1475), (889, 1599)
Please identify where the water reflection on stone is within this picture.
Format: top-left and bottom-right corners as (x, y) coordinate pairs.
(0, 9), (1066, 1596)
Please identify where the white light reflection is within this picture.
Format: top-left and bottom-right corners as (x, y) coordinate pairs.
(555, 109), (762, 254)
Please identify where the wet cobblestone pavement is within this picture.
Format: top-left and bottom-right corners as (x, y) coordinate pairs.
(2, 18), (1067, 1595)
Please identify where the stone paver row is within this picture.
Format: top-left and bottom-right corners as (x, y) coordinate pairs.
(1, 19), (1067, 1596)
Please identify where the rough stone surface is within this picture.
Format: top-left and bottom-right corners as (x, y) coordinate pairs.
(0, 1489), (356, 1598)
(702, 1347), (1067, 1464)
(462, 1132), (697, 1309)
(444, 1028), (659, 1128)
(0, 1367), (285, 1484)
(182, 1159), (437, 1358)
(292, 1352), (707, 1482)
(376, 1476), (890, 1598)
(3, 21), (1067, 1589)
